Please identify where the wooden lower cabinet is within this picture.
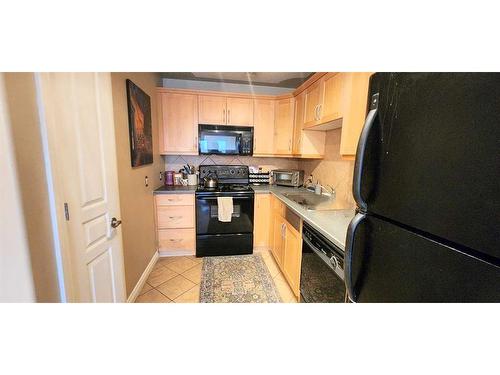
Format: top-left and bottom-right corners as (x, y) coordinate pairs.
(282, 222), (302, 296)
(268, 195), (303, 298)
(272, 213), (285, 267)
(253, 194), (271, 249)
(154, 194), (196, 255)
(158, 228), (195, 251)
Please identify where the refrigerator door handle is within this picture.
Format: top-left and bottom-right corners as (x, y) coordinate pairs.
(353, 93), (379, 211)
(345, 212), (366, 302)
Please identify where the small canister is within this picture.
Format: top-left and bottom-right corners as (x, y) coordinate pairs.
(173, 173), (183, 186)
(165, 171), (174, 186)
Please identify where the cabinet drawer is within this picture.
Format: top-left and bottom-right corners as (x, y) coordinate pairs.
(157, 206), (194, 229)
(156, 194), (194, 206)
(158, 228), (195, 251)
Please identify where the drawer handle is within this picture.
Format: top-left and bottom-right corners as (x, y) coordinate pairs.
(168, 216), (182, 220)
(169, 239), (182, 242)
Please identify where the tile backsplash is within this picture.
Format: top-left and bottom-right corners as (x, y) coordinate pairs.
(163, 155), (299, 175)
(163, 129), (355, 210)
(298, 128), (355, 209)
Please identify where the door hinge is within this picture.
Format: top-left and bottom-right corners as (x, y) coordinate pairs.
(64, 203), (70, 221)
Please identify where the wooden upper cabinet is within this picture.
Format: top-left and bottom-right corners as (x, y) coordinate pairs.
(158, 92), (198, 154)
(320, 73), (343, 122)
(304, 79), (323, 127)
(339, 72), (372, 158)
(253, 99), (275, 154)
(274, 97), (295, 155)
(292, 92), (305, 154)
(293, 91), (325, 158)
(226, 97), (253, 126)
(198, 95), (226, 125)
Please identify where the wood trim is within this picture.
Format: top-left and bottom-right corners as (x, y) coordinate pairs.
(156, 87), (279, 100)
(157, 73), (332, 100)
(292, 72), (328, 96)
(126, 250), (159, 303)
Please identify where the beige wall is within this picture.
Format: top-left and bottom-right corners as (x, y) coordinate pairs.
(3, 73), (60, 302)
(0, 73), (36, 302)
(299, 128), (355, 209)
(111, 73), (163, 296)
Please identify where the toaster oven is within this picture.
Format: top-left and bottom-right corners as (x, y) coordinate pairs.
(272, 169), (304, 187)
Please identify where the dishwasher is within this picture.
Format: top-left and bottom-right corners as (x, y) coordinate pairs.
(300, 222), (347, 303)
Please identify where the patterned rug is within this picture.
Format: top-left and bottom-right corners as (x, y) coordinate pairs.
(200, 254), (282, 303)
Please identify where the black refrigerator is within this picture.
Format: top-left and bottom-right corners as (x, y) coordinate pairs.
(345, 73), (500, 302)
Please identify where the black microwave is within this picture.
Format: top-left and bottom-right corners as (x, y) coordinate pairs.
(198, 124), (253, 156)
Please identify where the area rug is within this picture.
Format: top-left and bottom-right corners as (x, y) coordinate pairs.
(199, 254), (282, 303)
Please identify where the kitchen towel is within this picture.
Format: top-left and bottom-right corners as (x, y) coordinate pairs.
(217, 197), (233, 222)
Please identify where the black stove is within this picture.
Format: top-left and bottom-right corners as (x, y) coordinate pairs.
(196, 183), (254, 195)
(195, 165), (254, 257)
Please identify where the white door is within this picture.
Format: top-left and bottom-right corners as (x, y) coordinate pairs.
(37, 73), (126, 302)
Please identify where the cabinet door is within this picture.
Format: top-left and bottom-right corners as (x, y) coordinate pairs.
(320, 73), (343, 122)
(253, 193), (271, 249)
(226, 97), (253, 126)
(253, 99), (275, 154)
(339, 72), (372, 158)
(304, 80), (323, 127)
(159, 92), (198, 154)
(274, 97), (295, 155)
(198, 95), (227, 125)
(292, 92), (305, 154)
(283, 223), (302, 297)
(272, 213), (284, 266)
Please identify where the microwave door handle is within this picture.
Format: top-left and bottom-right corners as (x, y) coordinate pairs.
(237, 134), (243, 154)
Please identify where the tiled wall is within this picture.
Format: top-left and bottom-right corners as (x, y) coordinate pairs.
(164, 155), (300, 174)
(298, 128), (356, 209)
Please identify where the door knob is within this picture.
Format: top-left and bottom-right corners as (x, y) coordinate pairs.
(111, 217), (122, 228)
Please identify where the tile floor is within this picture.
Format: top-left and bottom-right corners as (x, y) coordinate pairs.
(135, 251), (297, 303)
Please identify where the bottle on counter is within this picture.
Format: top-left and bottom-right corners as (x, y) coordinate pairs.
(165, 170), (174, 186)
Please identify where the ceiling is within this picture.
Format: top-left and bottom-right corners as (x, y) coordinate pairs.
(159, 72), (314, 88)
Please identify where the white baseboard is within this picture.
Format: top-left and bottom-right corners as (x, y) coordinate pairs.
(158, 249), (194, 257)
(127, 251), (159, 303)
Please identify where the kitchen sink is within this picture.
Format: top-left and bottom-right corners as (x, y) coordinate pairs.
(282, 192), (338, 211)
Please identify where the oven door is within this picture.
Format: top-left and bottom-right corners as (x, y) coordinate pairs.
(196, 195), (254, 235)
(199, 129), (241, 155)
(300, 237), (346, 303)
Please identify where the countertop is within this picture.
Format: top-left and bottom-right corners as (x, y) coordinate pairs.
(252, 185), (355, 250)
(153, 184), (354, 250)
(153, 185), (197, 194)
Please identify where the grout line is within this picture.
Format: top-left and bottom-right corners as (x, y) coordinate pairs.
(154, 273), (198, 302)
(172, 283), (201, 303)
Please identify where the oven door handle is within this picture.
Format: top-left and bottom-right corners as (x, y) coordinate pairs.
(196, 196), (253, 201)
